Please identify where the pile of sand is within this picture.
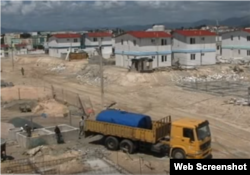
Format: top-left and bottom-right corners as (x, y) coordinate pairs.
(55, 159), (91, 174)
(33, 99), (69, 117)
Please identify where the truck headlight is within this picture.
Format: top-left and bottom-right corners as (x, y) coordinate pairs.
(195, 151), (202, 155)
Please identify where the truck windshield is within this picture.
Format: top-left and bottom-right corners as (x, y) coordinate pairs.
(196, 124), (211, 141)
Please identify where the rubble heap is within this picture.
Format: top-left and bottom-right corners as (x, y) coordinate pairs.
(216, 56), (250, 65)
(176, 72), (246, 83)
(76, 65), (111, 86)
(50, 64), (66, 73)
(225, 98), (250, 106)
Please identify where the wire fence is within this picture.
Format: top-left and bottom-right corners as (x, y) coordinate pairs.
(0, 79), (171, 175)
(1, 149), (170, 175)
(176, 79), (250, 99)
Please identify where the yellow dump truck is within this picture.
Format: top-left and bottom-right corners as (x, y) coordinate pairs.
(84, 109), (212, 159)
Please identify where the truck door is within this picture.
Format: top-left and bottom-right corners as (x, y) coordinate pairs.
(182, 128), (196, 153)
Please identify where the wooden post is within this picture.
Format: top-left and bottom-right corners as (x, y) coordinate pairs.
(18, 88), (21, 100)
(62, 89), (64, 101)
(69, 110), (72, 126)
(139, 157), (142, 175)
(51, 85), (55, 99)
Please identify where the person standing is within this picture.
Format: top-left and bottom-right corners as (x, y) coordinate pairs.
(24, 124), (32, 137)
(54, 125), (62, 144)
(21, 67), (24, 77)
(79, 116), (85, 139)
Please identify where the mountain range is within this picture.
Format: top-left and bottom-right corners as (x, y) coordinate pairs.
(120, 15), (250, 31)
(1, 15), (250, 34)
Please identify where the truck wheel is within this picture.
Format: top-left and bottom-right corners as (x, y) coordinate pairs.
(120, 139), (135, 154)
(105, 136), (119, 151)
(172, 149), (186, 159)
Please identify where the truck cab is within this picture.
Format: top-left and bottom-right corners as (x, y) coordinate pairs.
(168, 118), (212, 159)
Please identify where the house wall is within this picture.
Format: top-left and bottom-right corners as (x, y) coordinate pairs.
(48, 37), (81, 48)
(172, 33), (216, 68)
(15, 49), (28, 55)
(84, 36), (113, 58)
(221, 31), (250, 58)
(115, 33), (172, 69)
(48, 36), (81, 58)
(0, 48), (8, 58)
(49, 48), (68, 58)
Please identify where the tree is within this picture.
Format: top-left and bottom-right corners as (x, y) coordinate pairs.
(20, 33), (31, 39)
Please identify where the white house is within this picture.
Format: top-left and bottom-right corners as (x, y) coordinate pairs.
(14, 43), (28, 55)
(48, 33), (81, 58)
(83, 32), (113, 58)
(221, 29), (250, 59)
(0, 44), (8, 58)
(172, 30), (217, 68)
(115, 31), (172, 72)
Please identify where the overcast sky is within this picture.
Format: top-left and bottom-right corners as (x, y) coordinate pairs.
(1, 0), (250, 31)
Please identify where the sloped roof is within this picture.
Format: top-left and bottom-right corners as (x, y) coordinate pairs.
(126, 31), (171, 38)
(87, 32), (112, 38)
(174, 30), (216, 37)
(243, 29), (250, 33)
(15, 43), (27, 47)
(52, 33), (81, 39)
(1, 44), (8, 48)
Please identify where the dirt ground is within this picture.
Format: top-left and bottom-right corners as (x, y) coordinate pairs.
(1, 55), (250, 174)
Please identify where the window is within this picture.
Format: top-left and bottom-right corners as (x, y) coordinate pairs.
(238, 36), (240, 40)
(151, 39), (155, 43)
(133, 40), (136, 46)
(161, 55), (167, 62)
(121, 39), (124, 45)
(247, 36), (250, 41)
(247, 50), (250, 56)
(201, 37), (205, 41)
(161, 39), (167, 45)
(152, 56), (155, 59)
(73, 39), (78, 43)
(238, 50), (241, 54)
(201, 53), (205, 56)
(93, 38), (97, 42)
(191, 54), (195, 60)
(190, 38), (195, 44)
(101, 38), (103, 41)
(67, 39), (69, 41)
(183, 128), (194, 141)
(217, 45), (220, 50)
(231, 36), (233, 41)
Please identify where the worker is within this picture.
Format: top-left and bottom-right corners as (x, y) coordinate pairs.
(1, 151), (6, 162)
(24, 124), (32, 137)
(79, 116), (85, 139)
(54, 125), (62, 144)
(21, 67), (24, 77)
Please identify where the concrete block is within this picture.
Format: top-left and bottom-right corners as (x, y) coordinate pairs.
(16, 124), (79, 149)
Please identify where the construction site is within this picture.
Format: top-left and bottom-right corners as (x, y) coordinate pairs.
(1, 54), (250, 174)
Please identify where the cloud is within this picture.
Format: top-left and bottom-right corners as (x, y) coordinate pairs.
(136, 1), (176, 9)
(1, 1), (250, 31)
(93, 0), (126, 9)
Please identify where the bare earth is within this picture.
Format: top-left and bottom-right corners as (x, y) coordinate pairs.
(1, 55), (250, 173)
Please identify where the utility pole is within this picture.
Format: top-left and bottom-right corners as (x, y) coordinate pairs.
(96, 39), (104, 109)
(11, 42), (14, 71)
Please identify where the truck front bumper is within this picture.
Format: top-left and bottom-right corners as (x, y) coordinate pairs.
(187, 148), (212, 159)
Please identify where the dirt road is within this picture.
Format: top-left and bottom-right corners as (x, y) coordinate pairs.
(1, 58), (250, 161)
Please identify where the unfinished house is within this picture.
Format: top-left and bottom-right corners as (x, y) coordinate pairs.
(1, 44), (8, 57)
(221, 29), (250, 59)
(172, 30), (217, 69)
(115, 31), (172, 72)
